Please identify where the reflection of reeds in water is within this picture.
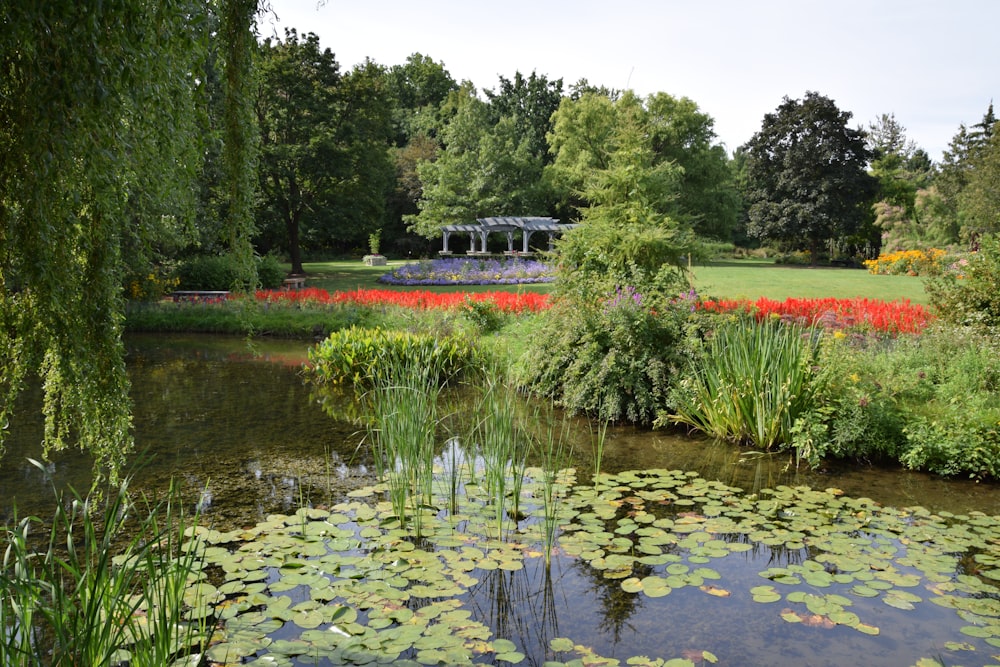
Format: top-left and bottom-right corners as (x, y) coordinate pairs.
(465, 558), (562, 667)
(0, 467), (206, 666)
(532, 405), (574, 566)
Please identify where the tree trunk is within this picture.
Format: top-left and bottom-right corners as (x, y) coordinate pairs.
(287, 210), (304, 274)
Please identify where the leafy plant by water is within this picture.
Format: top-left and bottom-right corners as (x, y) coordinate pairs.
(0, 467), (205, 666)
(668, 315), (821, 450)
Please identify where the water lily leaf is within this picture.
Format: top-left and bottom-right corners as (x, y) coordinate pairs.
(699, 585), (730, 597)
(550, 637), (576, 652)
(780, 609), (803, 623)
(960, 625), (995, 638)
(641, 576), (673, 598)
(750, 585), (782, 603)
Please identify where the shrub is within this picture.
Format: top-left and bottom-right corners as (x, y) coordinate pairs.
(174, 254), (285, 290)
(256, 254), (286, 289)
(863, 248), (946, 276)
(795, 325), (1000, 477)
(520, 287), (689, 424)
(667, 316), (822, 450)
(305, 326), (489, 389)
(925, 233), (1000, 331)
(461, 295), (507, 334)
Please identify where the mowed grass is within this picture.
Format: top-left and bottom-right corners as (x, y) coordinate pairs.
(294, 258), (930, 305)
(691, 260), (930, 305)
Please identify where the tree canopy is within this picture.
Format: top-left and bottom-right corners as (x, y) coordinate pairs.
(742, 91), (877, 257)
(255, 31), (393, 272)
(0, 0), (258, 480)
(547, 90), (738, 240)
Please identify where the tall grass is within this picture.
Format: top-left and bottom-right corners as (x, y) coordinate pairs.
(364, 350), (441, 534)
(0, 465), (205, 666)
(670, 317), (821, 450)
(473, 370), (530, 539)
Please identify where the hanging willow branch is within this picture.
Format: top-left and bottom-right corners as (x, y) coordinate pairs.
(0, 0), (259, 484)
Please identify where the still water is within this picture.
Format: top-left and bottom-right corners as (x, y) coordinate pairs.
(4, 333), (999, 527)
(5, 334), (1000, 667)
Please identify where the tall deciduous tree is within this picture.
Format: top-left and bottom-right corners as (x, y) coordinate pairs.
(0, 0), (228, 479)
(406, 74), (559, 239)
(547, 90), (738, 240)
(256, 32), (393, 271)
(554, 93), (694, 302)
(742, 91), (877, 258)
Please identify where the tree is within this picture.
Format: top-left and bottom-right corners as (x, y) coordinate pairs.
(406, 75), (559, 239)
(958, 129), (1000, 237)
(0, 0), (231, 479)
(255, 33), (393, 271)
(553, 94), (693, 302)
(547, 90), (738, 240)
(742, 92), (877, 258)
(384, 53), (458, 145)
(938, 102), (999, 241)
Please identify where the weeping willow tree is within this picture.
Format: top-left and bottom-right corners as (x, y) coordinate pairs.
(0, 0), (260, 482)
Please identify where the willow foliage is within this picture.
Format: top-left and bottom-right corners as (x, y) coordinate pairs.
(0, 1), (254, 481)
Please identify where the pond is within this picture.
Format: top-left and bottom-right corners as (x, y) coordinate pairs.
(5, 334), (1000, 666)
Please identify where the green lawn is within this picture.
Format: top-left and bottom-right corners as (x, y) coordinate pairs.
(690, 260), (930, 305)
(293, 258), (930, 305)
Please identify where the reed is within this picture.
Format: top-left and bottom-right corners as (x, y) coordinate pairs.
(670, 316), (821, 450)
(0, 466), (204, 666)
(364, 347), (442, 533)
(533, 408), (574, 566)
(473, 369), (529, 539)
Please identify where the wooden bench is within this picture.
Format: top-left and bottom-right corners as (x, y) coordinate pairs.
(282, 276), (306, 290)
(171, 290), (230, 302)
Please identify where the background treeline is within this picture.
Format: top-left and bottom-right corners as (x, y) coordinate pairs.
(186, 29), (1000, 275)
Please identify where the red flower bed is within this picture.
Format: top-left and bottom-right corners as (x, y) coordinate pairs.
(697, 297), (933, 334)
(255, 287), (551, 313)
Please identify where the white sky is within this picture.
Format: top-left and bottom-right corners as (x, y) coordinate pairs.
(260, 0), (999, 162)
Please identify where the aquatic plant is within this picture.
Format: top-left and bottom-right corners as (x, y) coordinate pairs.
(0, 469), (205, 666)
(363, 352), (441, 534)
(669, 316), (821, 450)
(191, 468), (1000, 666)
(305, 326), (487, 389)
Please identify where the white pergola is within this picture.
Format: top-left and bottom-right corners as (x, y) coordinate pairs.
(439, 217), (578, 255)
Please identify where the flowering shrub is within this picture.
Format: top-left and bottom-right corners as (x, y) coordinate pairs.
(255, 287), (551, 314)
(377, 257), (554, 286)
(863, 248), (945, 276)
(698, 297), (932, 335)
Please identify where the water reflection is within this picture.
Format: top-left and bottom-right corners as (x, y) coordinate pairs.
(3, 333), (1000, 530)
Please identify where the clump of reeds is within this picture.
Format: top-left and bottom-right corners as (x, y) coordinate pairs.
(0, 464), (206, 666)
(670, 316), (821, 450)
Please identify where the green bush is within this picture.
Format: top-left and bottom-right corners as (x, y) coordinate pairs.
(461, 296), (507, 334)
(305, 326), (489, 389)
(257, 254), (286, 289)
(925, 233), (1000, 330)
(796, 326), (1000, 477)
(174, 254), (285, 290)
(520, 287), (688, 424)
(667, 316), (822, 450)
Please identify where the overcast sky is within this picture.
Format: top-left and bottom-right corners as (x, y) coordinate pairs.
(260, 0), (998, 162)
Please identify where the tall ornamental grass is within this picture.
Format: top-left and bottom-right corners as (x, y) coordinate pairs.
(669, 316), (821, 450)
(0, 468), (205, 667)
(364, 351), (441, 533)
